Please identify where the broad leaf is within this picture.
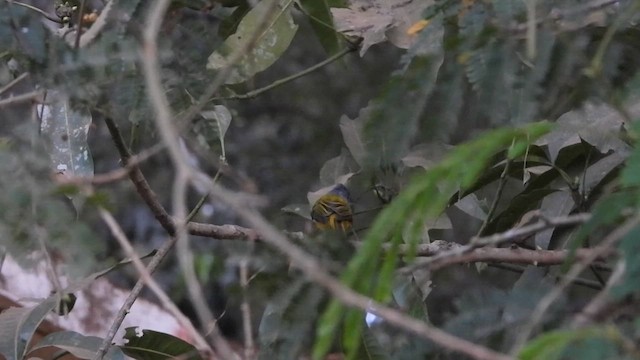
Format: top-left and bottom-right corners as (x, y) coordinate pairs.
(121, 328), (202, 360)
(218, 3), (251, 39)
(330, 0), (434, 55)
(0, 297), (58, 360)
(299, 0), (345, 55)
(339, 115), (367, 167)
(194, 105), (232, 160)
(28, 331), (125, 360)
(207, 0), (298, 84)
(38, 90), (94, 209)
(536, 102), (628, 163)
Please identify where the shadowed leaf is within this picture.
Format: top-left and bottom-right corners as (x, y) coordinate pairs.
(207, 0), (298, 84)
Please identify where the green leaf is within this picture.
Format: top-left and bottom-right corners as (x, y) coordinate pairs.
(613, 224), (640, 298)
(343, 309), (365, 359)
(207, 0), (299, 84)
(519, 327), (619, 360)
(312, 300), (344, 360)
(360, 327), (389, 360)
(121, 328), (202, 360)
(28, 331), (125, 360)
(0, 297), (58, 360)
(194, 105), (232, 160)
(299, 0), (345, 55)
(258, 279), (325, 359)
(219, 3), (251, 39)
(38, 90), (94, 210)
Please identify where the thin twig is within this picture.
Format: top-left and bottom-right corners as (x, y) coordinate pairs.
(74, 0), (86, 50)
(212, 44), (357, 101)
(141, 1), (240, 359)
(510, 213), (640, 355)
(240, 259), (255, 359)
(476, 159), (511, 237)
(400, 213), (591, 274)
(488, 263), (604, 290)
(185, 169), (221, 222)
(173, 0), (289, 133)
(6, 0), (63, 23)
(0, 72), (29, 95)
(0, 90), (43, 107)
(96, 208), (213, 357)
(571, 261), (626, 327)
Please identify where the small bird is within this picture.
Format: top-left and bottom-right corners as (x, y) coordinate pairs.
(311, 184), (353, 232)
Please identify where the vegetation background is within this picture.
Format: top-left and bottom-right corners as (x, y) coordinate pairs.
(1, 0), (639, 359)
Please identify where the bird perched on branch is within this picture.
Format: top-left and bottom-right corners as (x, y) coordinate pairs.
(311, 184), (353, 232)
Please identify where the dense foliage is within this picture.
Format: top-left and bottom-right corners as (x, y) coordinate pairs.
(1, 0), (640, 359)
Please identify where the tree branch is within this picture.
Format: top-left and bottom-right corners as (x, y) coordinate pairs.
(400, 213), (591, 274)
(94, 209), (213, 358)
(397, 240), (614, 270)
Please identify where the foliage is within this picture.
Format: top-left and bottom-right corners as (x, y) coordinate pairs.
(1, 0), (640, 359)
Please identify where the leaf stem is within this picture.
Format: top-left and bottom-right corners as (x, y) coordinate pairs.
(476, 158), (511, 237)
(212, 44), (357, 101)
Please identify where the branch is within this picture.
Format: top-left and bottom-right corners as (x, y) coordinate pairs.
(0, 90), (43, 107)
(140, 2), (239, 359)
(103, 116), (258, 241)
(212, 44), (357, 101)
(5, 0), (63, 23)
(400, 213), (591, 274)
(476, 159), (510, 236)
(0, 72), (29, 95)
(94, 209), (213, 359)
(396, 240), (614, 270)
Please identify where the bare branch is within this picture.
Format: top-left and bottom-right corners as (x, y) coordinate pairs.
(0, 90), (43, 107)
(240, 259), (255, 359)
(0, 72), (29, 95)
(400, 213), (591, 274)
(397, 240), (614, 270)
(96, 208), (214, 357)
(140, 1), (240, 359)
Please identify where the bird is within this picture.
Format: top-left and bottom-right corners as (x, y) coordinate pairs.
(311, 184), (353, 232)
